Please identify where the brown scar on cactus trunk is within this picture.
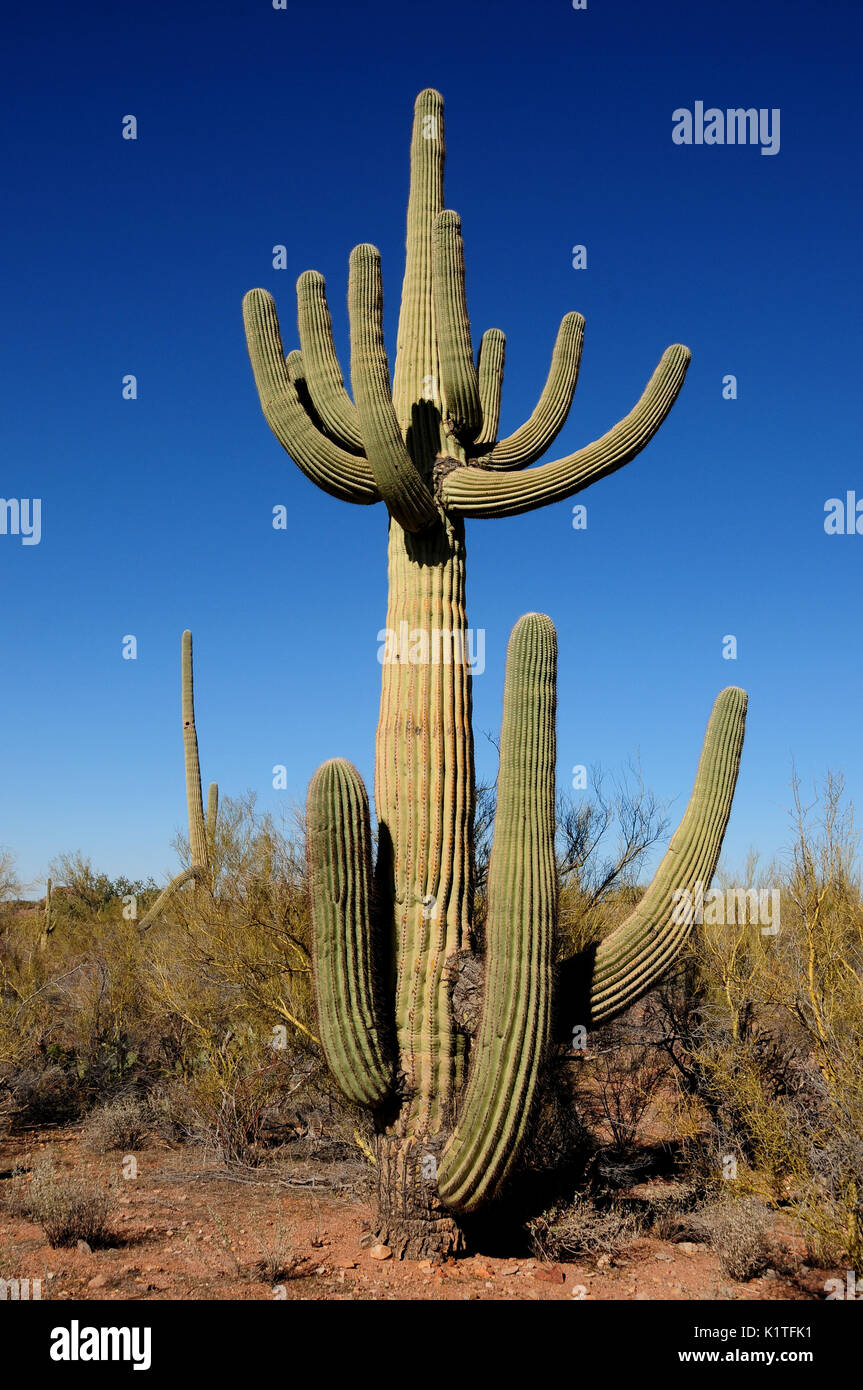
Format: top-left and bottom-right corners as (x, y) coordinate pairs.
(243, 90), (747, 1257)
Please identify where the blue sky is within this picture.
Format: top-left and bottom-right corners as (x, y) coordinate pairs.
(2, 0), (862, 889)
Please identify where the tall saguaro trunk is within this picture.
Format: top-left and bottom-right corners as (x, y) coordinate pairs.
(371, 93), (475, 1253)
(373, 515), (475, 1255)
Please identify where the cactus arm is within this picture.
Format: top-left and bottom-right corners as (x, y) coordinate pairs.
(348, 244), (439, 532)
(437, 614), (557, 1213)
(182, 630), (209, 874)
(296, 270), (365, 453)
(473, 328), (506, 451)
(477, 313), (585, 470)
(439, 344), (690, 517)
(205, 782), (219, 865)
(138, 866), (202, 934)
(243, 288), (380, 505)
(285, 348), (305, 384)
(557, 686), (748, 1030)
(307, 759), (393, 1107)
(432, 211), (481, 444)
(391, 88), (445, 433)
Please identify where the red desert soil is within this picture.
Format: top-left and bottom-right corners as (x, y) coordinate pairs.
(0, 1126), (837, 1301)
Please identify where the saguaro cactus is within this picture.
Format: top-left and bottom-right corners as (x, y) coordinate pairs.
(139, 630), (217, 931)
(243, 91), (747, 1257)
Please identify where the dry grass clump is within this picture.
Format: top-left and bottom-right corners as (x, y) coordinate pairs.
(8, 1151), (115, 1249)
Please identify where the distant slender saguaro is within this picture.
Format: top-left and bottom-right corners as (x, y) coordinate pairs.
(243, 90), (747, 1257)
(139, 631), (217, 932)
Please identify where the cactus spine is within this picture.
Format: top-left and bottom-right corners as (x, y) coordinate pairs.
(243, 91), (748, 1256)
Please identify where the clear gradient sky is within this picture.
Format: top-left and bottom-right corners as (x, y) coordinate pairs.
(2, 0), (862, 890)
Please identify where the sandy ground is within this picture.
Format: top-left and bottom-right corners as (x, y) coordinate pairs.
(0, 1125), (841, 1302)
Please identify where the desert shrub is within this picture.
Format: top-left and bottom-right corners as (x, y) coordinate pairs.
(81, 1096), (150, 1153)
(583, 1014), (671, 1155)
(701, 1199), (772, 1281)
(519, 1053), (594, 1176)
(248, 1222), (304, 1284)
(1, 1064), (83, 1128)
(10, 1151), (115, 1248)
(527, 1194), (638, 1262)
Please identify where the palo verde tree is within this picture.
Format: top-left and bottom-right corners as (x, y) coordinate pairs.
(242, 90), (747, 1257)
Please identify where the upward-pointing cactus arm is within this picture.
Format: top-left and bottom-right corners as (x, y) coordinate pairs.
(307, 759), (393, 1107)
(138, 866), (202, 934)
(473, 313), (585, 470)
(205, 782), (219, 866)
(473, 328), (506, 450)
(436, 614), (557, 1213)
(348, 244), (438, 532)
(243, 288), (380, 506)
(296, 271), (365, 453)
(557, 686), (748, 1030)
(439, 343), (691, 517)
(432, 211), (481, 445)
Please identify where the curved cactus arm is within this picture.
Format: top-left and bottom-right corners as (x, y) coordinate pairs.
(439, 343), (690, 517)
(138, 866), (202, 934)
(473, 328), (506, 451)
(243, 288), (380, 506)
(205, 782), (219, 865)
(348, 244), (438, 532)
(475, 313), (585, 471)
(182, 630), (209, 874)
(432, 211), (481, 445)
(307, 759), (394, 1107)
(558, 686), (748, 1031)
(296, 270), (365, 454)
(437, 613), (557, 1213)
(285, 348), (339, 442)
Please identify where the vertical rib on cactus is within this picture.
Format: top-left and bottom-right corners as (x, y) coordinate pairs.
(437, 614), (556, 1212)
(307, 759), (392, 1106)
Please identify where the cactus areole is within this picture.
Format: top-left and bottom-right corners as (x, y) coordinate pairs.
(243, 91), (747, 1258)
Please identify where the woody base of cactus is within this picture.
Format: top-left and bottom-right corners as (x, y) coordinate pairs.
(369, 1135), (467, 1259)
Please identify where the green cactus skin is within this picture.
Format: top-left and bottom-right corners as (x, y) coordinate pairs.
(245, 90), (746, 1257)
(473, 328), (505, 450)
(205, 782), (219, 867)
(139, 631), (212, 933)
(307, 759), (393, 1106)
(182, 630), (209, 877)
(436, 614), (557, 1213)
